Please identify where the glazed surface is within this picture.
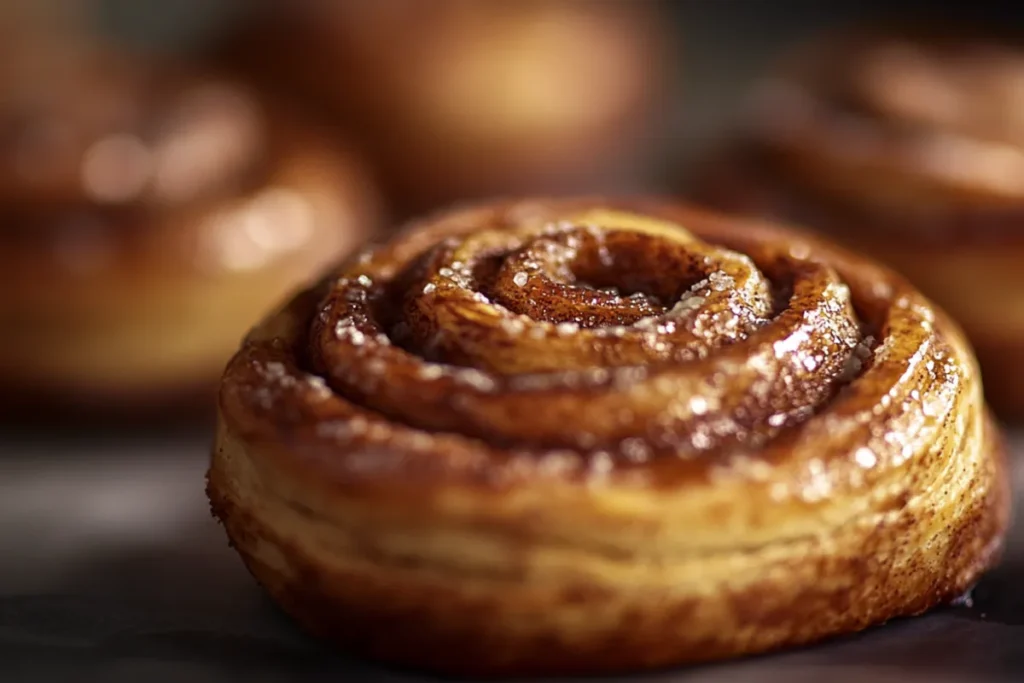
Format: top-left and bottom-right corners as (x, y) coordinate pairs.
(209, 198), (1008, 677)
(695, 28), (1024, 417)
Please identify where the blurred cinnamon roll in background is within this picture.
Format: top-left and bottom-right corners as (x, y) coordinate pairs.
(694, 26), (1024, 419)
(0, 31), (380, 415)
(221, 0), (672, 214)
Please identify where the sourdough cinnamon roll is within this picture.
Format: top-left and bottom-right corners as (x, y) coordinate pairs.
(695, 28), (1024, 418)
(0, 48), (380, 413)
(208, 198), (1008, 677)
(222, 0), (670, 212)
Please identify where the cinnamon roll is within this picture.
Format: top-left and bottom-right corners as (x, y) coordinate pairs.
(221, 0), (670, 212)
(694, 27), (1024, 418)
(0, 48), (380, 413)
(208, 198), (1008, 677)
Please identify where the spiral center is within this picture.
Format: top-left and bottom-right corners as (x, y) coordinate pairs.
(389, 217), (782, 374)
(490, 227), (717, 326)
(310, 203), (868, 457)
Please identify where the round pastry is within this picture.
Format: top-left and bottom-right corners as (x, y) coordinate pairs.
(0, 48), (380, 413)
(693, 27), (1024, 418)
(221, 0), (670, 212)
(208, 198), (1008, 677)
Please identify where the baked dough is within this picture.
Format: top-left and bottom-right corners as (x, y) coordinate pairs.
(696, 27), (1024, 418)
(209, 198), (1008, 677)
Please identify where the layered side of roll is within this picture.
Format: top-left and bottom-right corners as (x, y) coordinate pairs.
(209, 198), (1008, 677)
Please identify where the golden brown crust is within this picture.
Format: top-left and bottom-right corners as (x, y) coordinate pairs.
(694, 26), (1024, 418)
(208, 198), (1009, 677)
(0, 47), (381, 414)
(219, 0), (670, 213)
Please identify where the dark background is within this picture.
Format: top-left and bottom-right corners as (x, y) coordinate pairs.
(4, 2), (1024, 682)
(84, 0), (1024, 170)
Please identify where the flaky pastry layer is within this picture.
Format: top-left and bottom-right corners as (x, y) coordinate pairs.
(209, 198), (1008, 677)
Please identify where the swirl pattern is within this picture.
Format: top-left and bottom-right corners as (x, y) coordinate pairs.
(695, 28), (1024, 418)
(209, 199), (1007, 677)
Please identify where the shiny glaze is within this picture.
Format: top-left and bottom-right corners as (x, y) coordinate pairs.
(209, 198), (1008, 677)
(695, 28), (1024, 417)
